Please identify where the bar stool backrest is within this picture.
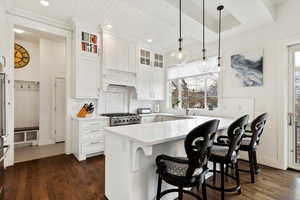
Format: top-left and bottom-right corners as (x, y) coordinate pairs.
(227, 115), (249, 161)
(250, 113), (268, 147)
(184, 119), (220, 177)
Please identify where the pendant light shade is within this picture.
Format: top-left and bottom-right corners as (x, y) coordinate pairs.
(175, 0), (189, 65)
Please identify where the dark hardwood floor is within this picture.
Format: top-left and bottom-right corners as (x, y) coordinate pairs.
(4, 154), (300, 200)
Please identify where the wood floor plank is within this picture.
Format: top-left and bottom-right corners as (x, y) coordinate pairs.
(4, 154), (300, 200)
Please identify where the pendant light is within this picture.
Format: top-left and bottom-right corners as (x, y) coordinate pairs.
(202, 0), (206, 67)
(175, 0), (188, 65)
(217, 5), (224, 72)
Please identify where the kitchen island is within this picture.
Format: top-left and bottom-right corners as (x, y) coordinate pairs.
(104, 116), (234, 200)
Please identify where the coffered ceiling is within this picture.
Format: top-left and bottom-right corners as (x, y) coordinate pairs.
(8, 0), (288, 52)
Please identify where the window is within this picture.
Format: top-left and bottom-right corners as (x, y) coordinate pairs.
(167, 57), (219, 110)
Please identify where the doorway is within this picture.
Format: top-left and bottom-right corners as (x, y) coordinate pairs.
(288, 44), (300, 170)
(13, 26), (67, 163)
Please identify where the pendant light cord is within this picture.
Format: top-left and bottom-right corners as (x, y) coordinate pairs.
(202, 0), (206, 61)
(217, 5), (224, 67)
(179, 0), (182, 51)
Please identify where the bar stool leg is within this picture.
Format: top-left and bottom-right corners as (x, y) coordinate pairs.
(178, 187), (183, 200)
(213, 162), (216, 184)
(202, 179), (208, 200)
(248, 151), (255, 183)
(156, 176), (162, 200)
(220, 164), (225, 200)
(235, 162), (241, 194)
(253, 151), (260, 174)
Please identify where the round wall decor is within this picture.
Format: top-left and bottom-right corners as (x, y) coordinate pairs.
(15, 43), (30, 69)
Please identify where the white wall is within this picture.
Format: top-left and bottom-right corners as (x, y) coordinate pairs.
(165, 0), (300, 169)
(39, 38), (65, 145)
(14, 40), (40, 81)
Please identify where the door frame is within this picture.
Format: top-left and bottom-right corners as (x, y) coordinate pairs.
(287, 44), (300, 170)
(6, 12), (72, 166)
(52, 77), (65, 143)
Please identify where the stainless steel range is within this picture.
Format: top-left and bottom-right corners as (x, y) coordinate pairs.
(101, 113), (141, 127)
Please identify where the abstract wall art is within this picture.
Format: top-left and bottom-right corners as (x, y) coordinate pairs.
(231, 50), (264, 87)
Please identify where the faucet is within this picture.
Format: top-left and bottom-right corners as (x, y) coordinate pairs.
(185, 108), (189, 116)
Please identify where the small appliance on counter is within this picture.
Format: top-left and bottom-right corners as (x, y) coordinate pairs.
(137, 108), (152, 115)
(153, 104), (160, 113)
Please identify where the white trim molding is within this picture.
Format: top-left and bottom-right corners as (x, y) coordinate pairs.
(6, 8), (72, 31)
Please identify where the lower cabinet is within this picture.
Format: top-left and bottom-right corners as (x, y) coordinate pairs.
(72, 118), (109, 161)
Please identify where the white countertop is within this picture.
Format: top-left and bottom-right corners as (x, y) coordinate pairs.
(105, 116), (234, 146)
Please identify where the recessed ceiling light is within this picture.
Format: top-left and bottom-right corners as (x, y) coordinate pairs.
(147, 39), (153, 43)
(105, 24), (112, 29)
(40, 0), (50, 7)
(14, 28), (25, 34)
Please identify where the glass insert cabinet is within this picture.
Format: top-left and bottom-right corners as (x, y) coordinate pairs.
(140, 49), (164, 68)
(81, 32), (98, 54)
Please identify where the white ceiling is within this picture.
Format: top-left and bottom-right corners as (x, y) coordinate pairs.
(8, 0), (288, 52)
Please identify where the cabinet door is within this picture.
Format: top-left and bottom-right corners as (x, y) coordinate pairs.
(103, 34), (117, 70)
(152, 68), (165, 100)
(137, 66), (152, 100)
(116, 38), (129, 72)
(128, 44), (136, 73)
(77, 56), (99, 98)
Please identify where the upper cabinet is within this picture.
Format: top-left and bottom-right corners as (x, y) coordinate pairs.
(103, 33), (136, 74)
(137, 48), (165, 101)
(73, 21), (101, 99)
(154, 53), (164, 68)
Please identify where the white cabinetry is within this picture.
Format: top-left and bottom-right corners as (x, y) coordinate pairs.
(72, 118), (109, 161)
(137, 48), (165, 100)
(73, 21), (101, 98)
(137, 64), (165, 100)
(103, 33), (136, 73)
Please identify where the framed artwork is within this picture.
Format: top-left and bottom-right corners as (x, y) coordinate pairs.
(15, 43), (30, 69)
(231, 50), (263, 87)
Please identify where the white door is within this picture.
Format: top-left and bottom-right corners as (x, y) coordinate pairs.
(54, 78), (66, 143)
(288, 44), (300, 170)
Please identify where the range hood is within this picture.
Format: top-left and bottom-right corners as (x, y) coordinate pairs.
(103, 69), (137, 91)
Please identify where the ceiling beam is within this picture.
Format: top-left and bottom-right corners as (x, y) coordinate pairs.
(260, 0), (277, 21)
(164, 0), (218, 34)
(123, 0), (217, 42)
(223, 0), (276, 25)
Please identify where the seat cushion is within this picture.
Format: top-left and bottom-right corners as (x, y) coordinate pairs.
(211, 145), (229, 157)
(210, 145), (238, 163)
(164, 159), (189, 176)
(241, 137), (252, 146)
(163, 157), (203, 177)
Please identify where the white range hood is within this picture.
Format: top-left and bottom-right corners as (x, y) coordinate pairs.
(103, 69), (137, 91)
